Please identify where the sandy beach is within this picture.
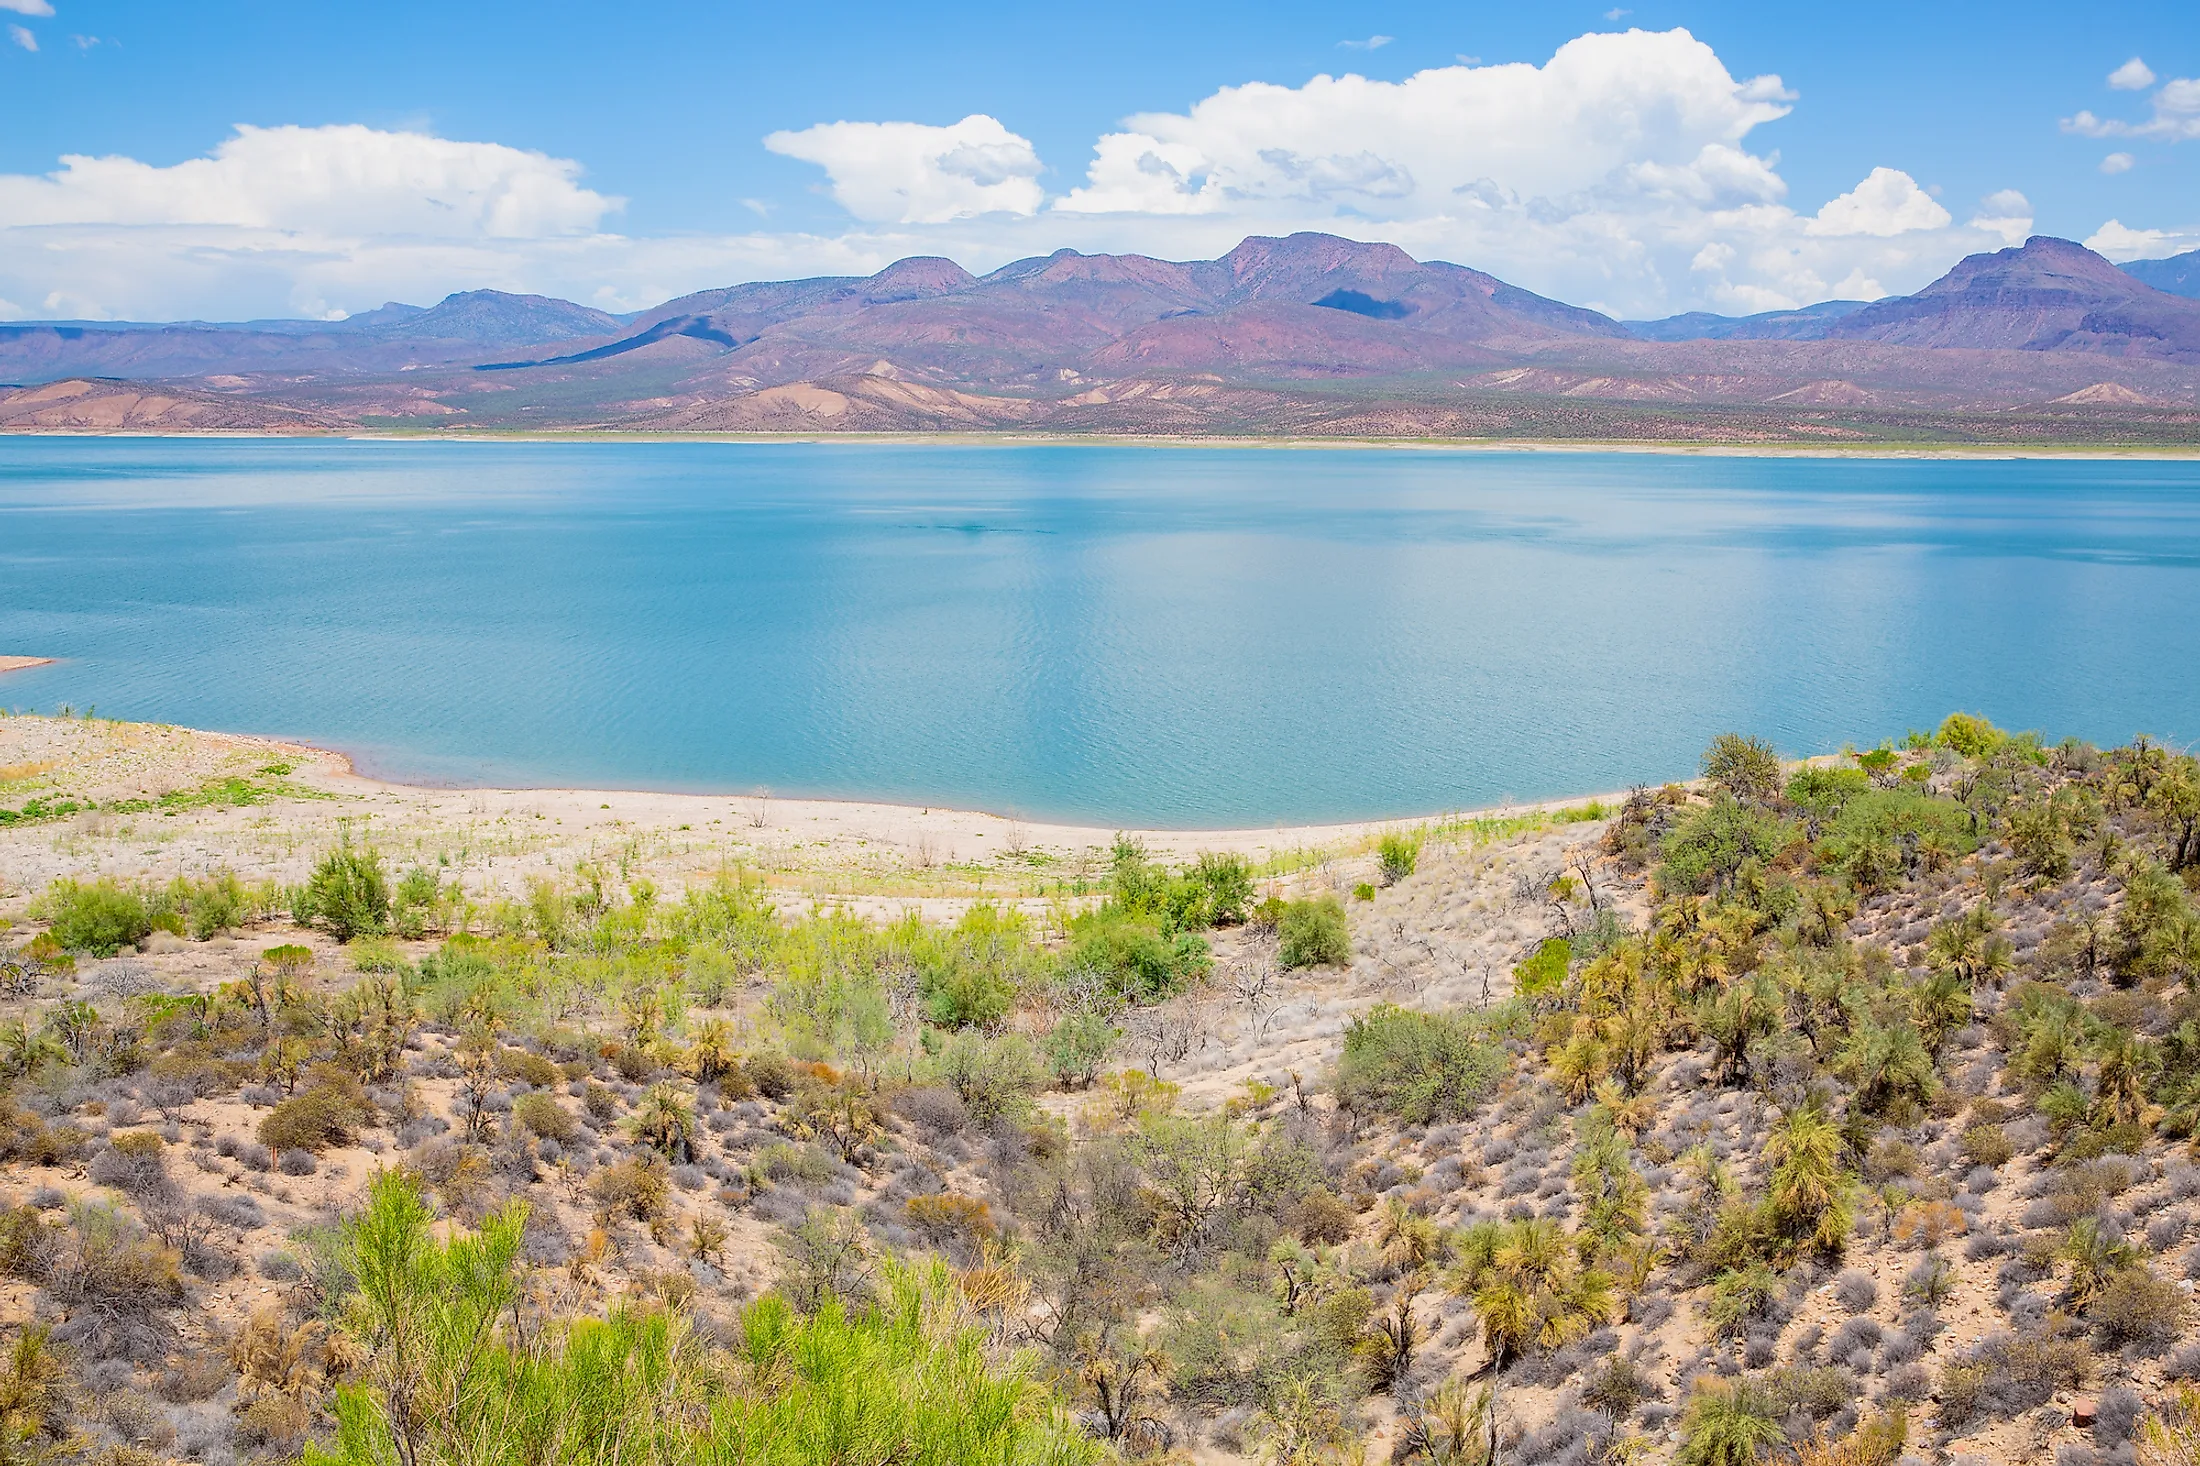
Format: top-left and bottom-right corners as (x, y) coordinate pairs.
(0, 710), (1617, 921)
(0, 656), (54, 675)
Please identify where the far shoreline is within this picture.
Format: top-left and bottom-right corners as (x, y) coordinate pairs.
(3, 428), (2200, 461)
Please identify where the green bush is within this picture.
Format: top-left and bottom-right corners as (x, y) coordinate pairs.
(1658, 796), (1796, 897)
(1702, 733), (1784, 802)
(1513, 938), (1571, 1002)
(1377, 832), (1420, 885)
(45, 880), (152, 956)
(297, 844), (390, 943)
(1277, 897), (1350, 969)
(1066, 908), (1210, 1002)
(258, 1071), (372, 1155)
(929, 1030), (1042, 1128)
(1043, 1013), (1116, 1089)
(1335, 1003), (1505, 1123)
(512, 1092), (579, 1144)
(1936, 712), (2006, 759)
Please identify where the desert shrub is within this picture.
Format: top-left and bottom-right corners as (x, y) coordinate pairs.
(928, 1031), (1042, 1129)
(1703, 733), (1783, 802)
(255, 1249), (302, 1281)
(1676, 1376), (1785, 1466)
(279, 1149), (317, 1176)
(589, 1152), (670, 1221)
(1660, 795), (1795, 897)
(903, 1193), (995, 1253)
(745, 1053), (793, 1100)
(1935, 1362), (1987, 1429)
(1833, 1270), (1878, 1314)
(45, 880), (153, 956)
(1960, 1122), (2014, 1169)
(155, 1351), (232, 1404)
(87, 1131), (171, 1200)
(493, 1047), (560, 1088)
(582, 1081), (621, 1120)
(1963, 1328), (2094, 1418)
(892, 1086), (969, 1140)
(258, 1070), (371, 1155)
(1936, 713), (2005, 758)
(204, 1197), (266, 1223)
(1769, 1365), (1858, 1421)
(1289, 1189), (1358, 1246)
(1513, 938), (1571, 1003)
(295, 843), (389, 942)
(1067, 908), (1210, 1001)
(2095, 1385), (2143, 1447)
(1043, 1012), (1116, 1089)
(1336, 1004), (1505, 1123)
(40, 1202), (186, 1361)
(2091, 1265), (2185, 1353)
(1377, 832), (1421, 885)
(1277, 897), (1351, 969)
(513, 1092), (579, 1144)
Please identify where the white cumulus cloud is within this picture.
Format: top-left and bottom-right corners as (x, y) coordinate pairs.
(2100, 151), (2136, 174)
(2065, 74), (2200, 141)
(0, 0), (52, 15)
(1057, 30), (1795, 217)
(0, 124), (623, 320)
(1806, 167), (1952, 236)
(2085, 218), (2200, 261)
(0, 28), (2105, 323)
(2108, 57), (2156, 91)
(764, 115), (1043, 224)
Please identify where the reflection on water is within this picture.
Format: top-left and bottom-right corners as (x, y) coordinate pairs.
(2, 438), (2198, 825)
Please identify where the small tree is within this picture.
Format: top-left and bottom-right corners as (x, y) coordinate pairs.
(1702, 734), (1783, 803)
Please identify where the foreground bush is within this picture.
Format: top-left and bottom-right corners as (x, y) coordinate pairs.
(311, 1172), (1103, 1466)
(1277, 897), (1350, 969)
(43, 880), (153, 956)
(1335, 1003), (1506, 1123)
(297, 845), (390, 943)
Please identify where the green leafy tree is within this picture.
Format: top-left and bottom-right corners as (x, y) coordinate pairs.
(1702, 733), (1783, 803)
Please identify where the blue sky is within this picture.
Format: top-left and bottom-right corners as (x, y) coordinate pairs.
(2, 0), (2196, 321)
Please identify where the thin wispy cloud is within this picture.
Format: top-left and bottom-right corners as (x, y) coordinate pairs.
(7, 24), (34, 51)
(1338, 35), (1391, 50)
(1605, 9), (1632, 20)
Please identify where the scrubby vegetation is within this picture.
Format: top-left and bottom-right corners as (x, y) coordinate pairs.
(0, 714), (2198, 1465)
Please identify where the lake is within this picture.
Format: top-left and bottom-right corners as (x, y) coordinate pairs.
(3, 437), (2198, 826)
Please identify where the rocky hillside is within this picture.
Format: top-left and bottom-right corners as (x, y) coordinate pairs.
(1, 712), (2198, 1465)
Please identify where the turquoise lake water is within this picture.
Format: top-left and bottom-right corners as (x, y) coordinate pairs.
(2, 438), (2198, 825)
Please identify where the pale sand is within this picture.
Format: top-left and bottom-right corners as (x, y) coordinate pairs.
(0, 658), (53, 675)
(0, 713), (1621, 920)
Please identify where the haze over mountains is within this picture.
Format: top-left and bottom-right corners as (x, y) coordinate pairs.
(4, 234), (2199, 443)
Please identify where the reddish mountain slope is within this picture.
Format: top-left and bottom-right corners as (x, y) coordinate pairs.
(1827, 237), (2200, 359)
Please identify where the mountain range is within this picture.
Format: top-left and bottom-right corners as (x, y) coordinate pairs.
(4, 234), (2199, 443)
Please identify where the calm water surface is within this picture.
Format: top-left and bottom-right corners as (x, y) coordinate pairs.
(2, 438), (2197, 825)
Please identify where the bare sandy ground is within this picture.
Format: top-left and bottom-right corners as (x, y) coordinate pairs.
(0, 713), (1619, 921)
(0, 657), (54, 675)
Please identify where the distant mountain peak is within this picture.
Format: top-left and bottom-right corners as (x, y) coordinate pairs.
(2123, 247), (2200, 300)
(855, 257), (975, 303)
